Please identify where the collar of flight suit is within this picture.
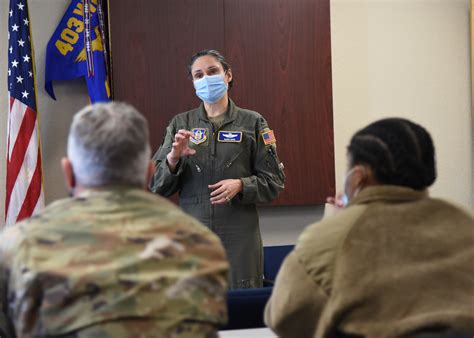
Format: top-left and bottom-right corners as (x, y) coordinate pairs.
(197, 98), (238, 126)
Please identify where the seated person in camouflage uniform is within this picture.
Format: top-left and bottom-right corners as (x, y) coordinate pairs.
(0, 102), (229, 338)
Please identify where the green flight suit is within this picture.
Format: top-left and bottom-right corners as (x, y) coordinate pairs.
(150, 99), (285, 289)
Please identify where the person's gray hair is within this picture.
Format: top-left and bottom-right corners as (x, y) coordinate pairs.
(67, 102), (151, 188)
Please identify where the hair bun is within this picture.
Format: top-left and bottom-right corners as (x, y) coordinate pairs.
(348, 118), (437, 190)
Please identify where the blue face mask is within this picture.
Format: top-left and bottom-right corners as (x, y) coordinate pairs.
(341, 193), (350, 207)
(194, 74), (228, 104)
(341, 167), (356, 207)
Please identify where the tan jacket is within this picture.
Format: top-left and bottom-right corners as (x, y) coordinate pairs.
(265, 186), (474, 338)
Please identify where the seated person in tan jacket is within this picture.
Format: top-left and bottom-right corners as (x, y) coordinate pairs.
(265, 118), (474, 338)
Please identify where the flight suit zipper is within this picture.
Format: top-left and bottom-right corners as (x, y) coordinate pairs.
(209, 129), (216, 231)
(209, 119), (236, 231)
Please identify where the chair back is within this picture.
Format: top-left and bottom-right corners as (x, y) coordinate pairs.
(222, 245), (295, 330)
(224, 287), (273, 330)
(263, 245), (294, 281)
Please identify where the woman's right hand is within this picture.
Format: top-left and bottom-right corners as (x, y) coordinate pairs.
(326, 192), (345, 208)
(167, 130), (196, 169)
(324, 192), (345, 218)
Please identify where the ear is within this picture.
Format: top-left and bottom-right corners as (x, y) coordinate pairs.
(145, 160), (155, 189)
(61, 157), (76, 191)
(353, 165), (368, 187)
(359, 165), (378, 186)
(225, 69), (233, 84)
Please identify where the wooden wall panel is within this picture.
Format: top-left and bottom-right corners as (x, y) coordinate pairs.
(108, 0), (334, 205)
(224, 0), (334, 204)
(108, 0), (225, 148)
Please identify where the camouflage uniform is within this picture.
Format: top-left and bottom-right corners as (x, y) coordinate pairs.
(150, 99), (285, 289)
(0, 187), (229, 338)
(0, 286), (14, 338)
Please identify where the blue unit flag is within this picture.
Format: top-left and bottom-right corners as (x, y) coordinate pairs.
(45, 0), (110, 103)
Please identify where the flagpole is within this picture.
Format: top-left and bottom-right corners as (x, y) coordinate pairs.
(26, 0), (45, 201)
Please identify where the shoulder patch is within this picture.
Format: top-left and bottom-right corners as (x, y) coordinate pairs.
(261, 129), (276, 145)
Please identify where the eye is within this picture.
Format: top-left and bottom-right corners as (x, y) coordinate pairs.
(193, 73), (203, 80)
(204, 66), (221, 76)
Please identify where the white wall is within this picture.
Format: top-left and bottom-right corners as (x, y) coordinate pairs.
(0, 0), (472, 239)
(331, 0), (473, 209)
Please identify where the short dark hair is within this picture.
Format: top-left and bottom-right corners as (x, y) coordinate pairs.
(188, 49), (234, 89)
(347, 118), (436, 190)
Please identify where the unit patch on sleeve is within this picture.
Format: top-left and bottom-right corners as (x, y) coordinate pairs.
(261, 129), (276, 145)
(190, 128), (208, 145)
(218, 131), (242, 143)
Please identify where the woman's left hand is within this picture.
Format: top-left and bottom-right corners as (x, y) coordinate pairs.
(209, 179), (243, 205)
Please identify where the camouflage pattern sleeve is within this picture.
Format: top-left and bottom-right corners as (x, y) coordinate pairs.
(0, 226), (25, 338)
(1, 188), (229, 338)
(0, 268), (14, 338)
(239, 116), (285, 204)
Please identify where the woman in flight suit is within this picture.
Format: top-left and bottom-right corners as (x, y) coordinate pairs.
(150, 50), (285, 289)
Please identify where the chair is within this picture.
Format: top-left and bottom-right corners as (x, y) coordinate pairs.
(222, 245), (294, 330)
(263, 244), (294, 283)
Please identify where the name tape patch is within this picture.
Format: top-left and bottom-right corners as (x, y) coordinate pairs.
(218, 131), (242, 143)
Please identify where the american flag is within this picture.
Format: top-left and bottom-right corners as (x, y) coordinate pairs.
(6, 0), (44, 226)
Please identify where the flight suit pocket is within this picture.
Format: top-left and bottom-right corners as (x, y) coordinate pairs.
(265, 145), (285, 180)
(189, 160), (204, 174)
(222, 149), (252, 179)
(224, 150), (244, 170)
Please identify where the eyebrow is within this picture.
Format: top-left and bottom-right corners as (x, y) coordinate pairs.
(192, 65), (220, 76)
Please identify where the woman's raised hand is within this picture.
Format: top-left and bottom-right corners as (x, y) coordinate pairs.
(166, 130), (196, 170)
